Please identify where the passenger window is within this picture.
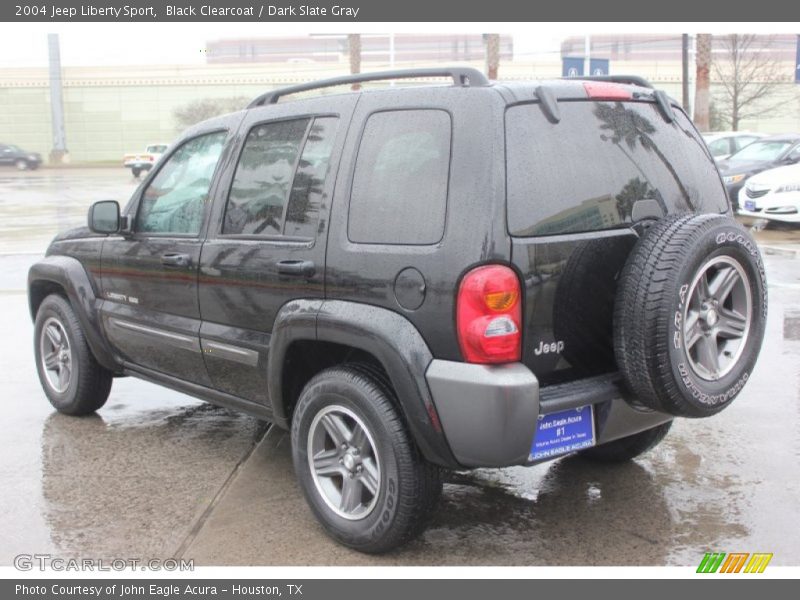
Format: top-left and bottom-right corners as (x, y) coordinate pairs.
(136, 131), (227, 235)
(707, 138), (729, 157)
(223, 119), (310, 236)
(348, 110), (451, 245)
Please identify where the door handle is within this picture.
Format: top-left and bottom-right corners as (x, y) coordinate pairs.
(276, 259), (315, 277)
(161, 253), (191, 268)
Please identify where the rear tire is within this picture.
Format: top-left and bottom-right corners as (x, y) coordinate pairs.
(578, 421), (672, 463)
(614, 214), (767, 417)
(291, 364), (442, 553)
(15, 159), (28, 171)
(34, 294), (113, 416)
(131, 167), (141, 178)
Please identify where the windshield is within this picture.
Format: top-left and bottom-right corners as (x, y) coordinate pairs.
(728, 141), (792, 162)
(146, 145), (168, 154)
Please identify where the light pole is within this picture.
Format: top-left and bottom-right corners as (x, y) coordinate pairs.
(47, 33), (68, 164)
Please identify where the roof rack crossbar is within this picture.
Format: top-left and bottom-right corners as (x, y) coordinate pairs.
(561, 75), (654, 89)
(247, 67), (490, 108)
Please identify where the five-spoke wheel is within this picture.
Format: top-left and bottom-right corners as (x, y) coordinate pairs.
(682, 256), (752, 381)
(308, 405), (381, 520)
(39, 317), (73, 393)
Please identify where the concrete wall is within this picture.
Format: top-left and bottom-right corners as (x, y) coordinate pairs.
(1, 60), (799, 163)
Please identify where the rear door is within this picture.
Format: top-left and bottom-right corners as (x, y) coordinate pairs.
(197, 96), (357, 403)
(506, 98), (728, 385)
(100, 123), (238, 384)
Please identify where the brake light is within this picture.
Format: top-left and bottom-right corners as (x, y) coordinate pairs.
(583, 81), (632, 100)
(457, 265), (522, 364)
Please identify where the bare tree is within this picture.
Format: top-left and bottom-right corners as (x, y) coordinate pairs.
(694, 33), (712, 131)
(484, 34), (500, 80)
(347, 34), (361, 91)
(173, 96), (249, 130)
(712, 34), (786, 131)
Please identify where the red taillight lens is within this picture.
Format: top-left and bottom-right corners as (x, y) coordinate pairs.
(583, 81), (632, 100)
(457, 265), (522, 364)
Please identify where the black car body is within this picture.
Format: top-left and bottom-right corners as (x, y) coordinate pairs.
(0, 143), (42, 170)
(718, 134), (800, 207)
(27, 69), (767, 553)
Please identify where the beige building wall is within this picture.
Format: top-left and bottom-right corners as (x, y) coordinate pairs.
(1, 57), (799, 163)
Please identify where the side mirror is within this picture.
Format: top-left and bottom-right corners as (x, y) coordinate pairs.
(88, 200), (121, 234)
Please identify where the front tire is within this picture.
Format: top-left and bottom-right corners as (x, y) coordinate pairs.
(291, 365), (442, 553)
(15, 159), (29, 171)
(578, 421), (672, 463)
(34, 294), (113, 415)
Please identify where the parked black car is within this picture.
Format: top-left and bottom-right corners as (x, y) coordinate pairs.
(718, 134), (800, 208)
(0, 143), (42, 170)
(28, 69), (767, 553)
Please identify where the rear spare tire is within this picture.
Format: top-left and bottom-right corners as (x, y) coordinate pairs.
(614, 214), (767, 417)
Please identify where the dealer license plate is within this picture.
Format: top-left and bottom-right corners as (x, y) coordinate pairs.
(529, 405), (595, 461)
(744, 200), (756, 212)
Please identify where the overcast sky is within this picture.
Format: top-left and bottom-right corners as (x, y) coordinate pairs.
(0, 24), (565, 69)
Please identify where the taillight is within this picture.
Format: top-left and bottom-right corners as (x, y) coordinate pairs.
(583, 81), (632, 100)
(457, 264), (522, 364)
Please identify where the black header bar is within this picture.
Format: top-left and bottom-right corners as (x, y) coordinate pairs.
(3, 0), (800, 22)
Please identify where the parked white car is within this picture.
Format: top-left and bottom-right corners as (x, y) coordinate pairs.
(123, 143), (169, 178)
(737, 163), (800, 224)
(703, 132), (764, 161)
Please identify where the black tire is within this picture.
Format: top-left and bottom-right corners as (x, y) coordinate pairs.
(615, 214), (767, 417)
(131, 168), (141, 178)
(553, 236), (636, 375)
(578, 421), (672, 463)
(34, 294), (113, 416)
(291, 364), (442, 554)
(15, 159), (28, 171)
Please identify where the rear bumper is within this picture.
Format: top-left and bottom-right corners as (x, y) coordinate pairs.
(426, 360), (672, 468)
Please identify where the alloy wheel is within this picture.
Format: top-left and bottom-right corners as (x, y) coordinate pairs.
(682, 256), (752, 381)
(307, 405), (381, 520)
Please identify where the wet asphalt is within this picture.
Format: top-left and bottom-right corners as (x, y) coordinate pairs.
(1, 168), (798, 566)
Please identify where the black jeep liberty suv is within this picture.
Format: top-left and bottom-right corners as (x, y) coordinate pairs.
(28, 68), (767, 553)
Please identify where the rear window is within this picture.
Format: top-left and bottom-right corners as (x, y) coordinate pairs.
(348, 110), (451, 245)
(506, 101), (727, 237)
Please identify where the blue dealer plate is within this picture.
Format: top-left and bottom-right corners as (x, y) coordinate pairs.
(744, 200), (756, 212)
(529, 405), (595, 461)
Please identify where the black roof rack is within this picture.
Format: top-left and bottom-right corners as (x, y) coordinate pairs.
(562, 74), (654, 89)
(247, 67), (490, 108)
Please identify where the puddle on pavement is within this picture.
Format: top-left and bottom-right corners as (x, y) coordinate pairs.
(37, 398), (266, 560)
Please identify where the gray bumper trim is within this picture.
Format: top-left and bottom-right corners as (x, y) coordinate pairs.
(425, 360), (539, 467)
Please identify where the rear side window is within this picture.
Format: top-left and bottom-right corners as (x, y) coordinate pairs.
(506, 101), (727, 237)
(284, 117), (339, 238)
(224, 119), (310, 236)
(224, 117), (339, 238)
(707, 138), (731, 157)
(349, 110), (451, 245)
